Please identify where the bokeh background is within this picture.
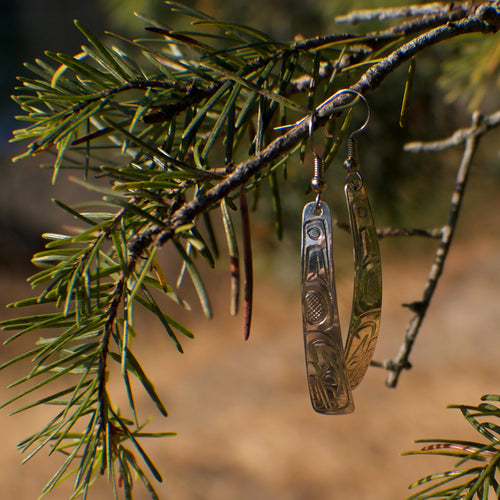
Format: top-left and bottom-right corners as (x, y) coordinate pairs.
(1, 1), (499, 499)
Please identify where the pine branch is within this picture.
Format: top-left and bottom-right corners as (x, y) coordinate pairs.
(373, 111), (498, 387)
(2, 2), (499, 498)
(154, 8), (498, 247)
(404, 394), (500, 499)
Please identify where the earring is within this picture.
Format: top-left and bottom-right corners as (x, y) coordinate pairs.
(342, 95), (382, 390)
(301, 114), (354, 415)
(300, 90), (382, 414)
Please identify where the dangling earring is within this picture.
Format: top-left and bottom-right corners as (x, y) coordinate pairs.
(301, 112), (354, 415)
(300, 90), (382, 414)
(341, 93), (382, 390)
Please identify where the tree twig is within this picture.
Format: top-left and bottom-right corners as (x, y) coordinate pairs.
(404, 110), (500, 152)
(334, 220), (442, 239)
(377, 227), (442, 239)
(335, 1), (460, 24)
(376, 112), (486, 387)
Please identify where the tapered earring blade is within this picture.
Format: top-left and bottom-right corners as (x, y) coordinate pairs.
(301, 201), (354, 414)
(344, 183), (382, 389)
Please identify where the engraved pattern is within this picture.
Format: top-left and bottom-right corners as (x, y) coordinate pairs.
(305, 334), (352, 413)
(304, 290), (328, 325)
(344, 184), (382, 389)
(301, 202), (354, 414)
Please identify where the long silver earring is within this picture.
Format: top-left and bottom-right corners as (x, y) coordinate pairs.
(300, 90), (382, 414)
(341, 93), (382, 390)
(301, 113), (354, 415)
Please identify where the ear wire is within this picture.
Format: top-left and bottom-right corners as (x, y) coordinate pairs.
(276, 88), (370, 139)
(320, 89), (370, 140)
(307, 89), (371, 202)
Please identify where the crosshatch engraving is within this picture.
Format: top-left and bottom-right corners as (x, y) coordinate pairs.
(301, 201), (354, 414)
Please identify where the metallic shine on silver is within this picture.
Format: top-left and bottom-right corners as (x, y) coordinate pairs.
(300, 89), (381, 415)
(344, 180), (382, 389)
(301, 201), (354, 414)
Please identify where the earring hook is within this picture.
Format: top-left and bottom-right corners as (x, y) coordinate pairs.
(298, 88), (370, 157)
(309, 111), (325, 210)
(309, 109), (317, 157)
(308, 89), (371, 207)
(275, 88), (370, 142)
(317, 89), (370, 140)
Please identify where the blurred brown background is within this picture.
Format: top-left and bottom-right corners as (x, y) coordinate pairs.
(1, 1), (499, 499)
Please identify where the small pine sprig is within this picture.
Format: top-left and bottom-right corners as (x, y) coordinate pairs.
(404, 394), (500, 499)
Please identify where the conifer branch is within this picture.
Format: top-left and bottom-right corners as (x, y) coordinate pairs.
(2, 1), (499, 497)
(155, 8), (498, 247)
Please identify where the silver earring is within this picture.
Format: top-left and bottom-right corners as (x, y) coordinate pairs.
(300, 90), (382, 414)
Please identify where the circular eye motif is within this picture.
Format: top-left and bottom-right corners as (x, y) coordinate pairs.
(304, 290), (328, 325)
(308, 227), (321, 240)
